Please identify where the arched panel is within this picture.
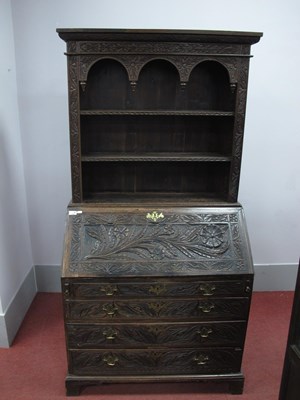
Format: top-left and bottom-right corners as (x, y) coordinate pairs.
(136, 59), (180, 109)
(187, 61), (234, 111)
(80, 59), (131, 109)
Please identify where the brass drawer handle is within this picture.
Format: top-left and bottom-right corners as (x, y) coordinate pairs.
(100, 285), (118, 296)
(197, 327), (213, 338)
(193, 354), (209, 365)
(199, 283), (216, 296)
(102, 303), (118, 317)
(198, 303), (215, 313)
(103, 328), (118, 340)
(103, 353), (118, 367)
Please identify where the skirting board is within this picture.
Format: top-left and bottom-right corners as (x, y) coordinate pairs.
(0, 267), (37, 348)
(34, 263), (299, 292)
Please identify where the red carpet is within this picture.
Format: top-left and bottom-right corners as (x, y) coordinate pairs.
(0, 292), (293, 399)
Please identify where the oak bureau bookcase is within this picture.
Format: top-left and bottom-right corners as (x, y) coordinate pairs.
(57, 29), (262, 396)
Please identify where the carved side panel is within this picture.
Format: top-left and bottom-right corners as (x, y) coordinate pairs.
(68, 56), (82, 202)
(228, 57), (250, 201)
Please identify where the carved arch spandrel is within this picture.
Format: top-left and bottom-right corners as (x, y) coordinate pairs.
(79, 56), (131, 82)
(177, 57), (238, 85)
(79, 54), (239, 87)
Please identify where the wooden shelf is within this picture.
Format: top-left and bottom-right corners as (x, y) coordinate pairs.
(80, 110), (234, 117)
(81, 152), (232, 162)
(82, 191), (228, 204)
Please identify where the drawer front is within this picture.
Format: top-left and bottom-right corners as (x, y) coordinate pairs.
(64, 279), (251, 299)
(67, 321), (247, 349)
(69, 348), (243, 376)
(66, 298), (249, 321)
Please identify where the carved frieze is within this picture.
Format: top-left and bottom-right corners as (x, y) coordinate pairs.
(78, 41), (247, 56)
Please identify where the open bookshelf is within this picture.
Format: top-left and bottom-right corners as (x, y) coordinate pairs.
(57, 30), (262, 204)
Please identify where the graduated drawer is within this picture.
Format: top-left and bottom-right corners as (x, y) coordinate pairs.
(63, 279), (251, 299)
(67, 321), (247, 349)
(65, 298), (249, 321)
(69, 347), (243, 376)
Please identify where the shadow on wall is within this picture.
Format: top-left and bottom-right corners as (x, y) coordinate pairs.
(0, 118), (32, 310)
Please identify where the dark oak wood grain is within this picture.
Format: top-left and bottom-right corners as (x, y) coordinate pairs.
(58, 29), (261, 396)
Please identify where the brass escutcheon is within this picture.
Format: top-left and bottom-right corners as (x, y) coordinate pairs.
(199, 283), (216, 296)
(146, 211), (164, 222)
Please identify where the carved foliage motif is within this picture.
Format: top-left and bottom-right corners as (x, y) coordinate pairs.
(83, 223), (229, 261)
(68, 210), (249, 276)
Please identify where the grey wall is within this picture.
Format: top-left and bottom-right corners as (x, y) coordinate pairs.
(0, 0), (35, 347)
(0, 0), (33, 314)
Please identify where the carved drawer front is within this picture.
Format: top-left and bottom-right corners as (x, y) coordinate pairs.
(66, 298), (249, 321)
(64, 279), (251, 299)
(69, 347), (243, 376)
(67, 321), (247, 349)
